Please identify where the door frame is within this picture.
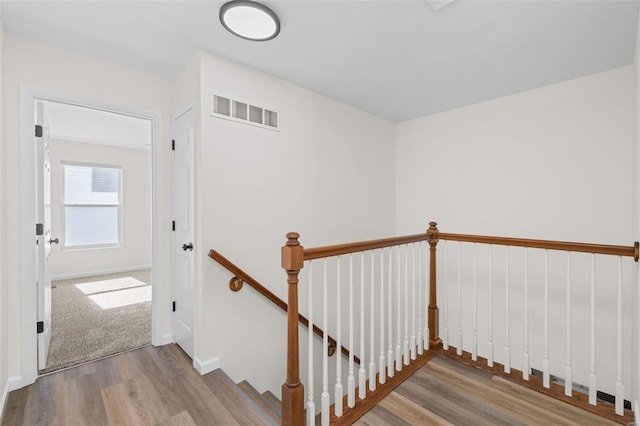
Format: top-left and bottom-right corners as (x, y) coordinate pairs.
(20, 86), (164, 385)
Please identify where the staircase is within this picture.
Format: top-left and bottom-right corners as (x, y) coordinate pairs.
(237, 380), (283, 424)
(210, 223), (639, 425)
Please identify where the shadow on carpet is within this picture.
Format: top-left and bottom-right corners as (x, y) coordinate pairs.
(40, 269), (151, 374)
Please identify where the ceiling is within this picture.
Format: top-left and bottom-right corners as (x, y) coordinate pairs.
(3, 1), (640, 122)
(44, 101), (152, 150)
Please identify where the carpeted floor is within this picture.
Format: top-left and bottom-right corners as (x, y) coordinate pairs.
(40, 269), (152, 374)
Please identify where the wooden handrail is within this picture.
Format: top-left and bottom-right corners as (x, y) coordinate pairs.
(301, 229), (639, 262)
(438, 233), (639, 261)
(282, 222), (639, 425)
(207, 249), (360, 365)
(303, 233), (429, 260)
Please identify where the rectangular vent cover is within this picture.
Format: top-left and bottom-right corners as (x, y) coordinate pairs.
(211, 95), (279, 130)
(233, 101), (248, 120)
(213, 95), (231, 116)
(249, 105), (263, 124)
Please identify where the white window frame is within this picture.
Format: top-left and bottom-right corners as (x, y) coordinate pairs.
(61, 161), (123, 250)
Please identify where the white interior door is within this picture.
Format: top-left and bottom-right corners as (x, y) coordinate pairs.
(36, 101), (54, 370)
(171, 107), (195, 358)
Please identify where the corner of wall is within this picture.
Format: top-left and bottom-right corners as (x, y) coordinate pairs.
(194, 356), (220, 376)
(1, 375), (22, 421)
(632, 7), (640, 418)
(0, 6), (8, 422)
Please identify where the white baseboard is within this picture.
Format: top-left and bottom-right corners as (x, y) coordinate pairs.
(0, 379), (8, 423)
(1, 376), (23, 422)
(634, 400), (639, 425)
(161, 333), (173, 346)
(7, 376), (23, 392)
(52, 265), (151, 281)
(194, 356), (220, 375)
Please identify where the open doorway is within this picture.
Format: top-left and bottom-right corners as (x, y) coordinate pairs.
(36, 100), (153, 374)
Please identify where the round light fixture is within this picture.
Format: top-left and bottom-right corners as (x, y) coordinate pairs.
(220, 0), (280, 41)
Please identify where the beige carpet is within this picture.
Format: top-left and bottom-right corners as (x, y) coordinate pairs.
(41, 269), (152, 374)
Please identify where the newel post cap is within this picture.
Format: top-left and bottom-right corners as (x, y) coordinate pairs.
(427, 221), (439, 245)
(282, 232), (304, 271)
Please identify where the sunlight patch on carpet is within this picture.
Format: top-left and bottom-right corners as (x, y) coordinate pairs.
(88, 285), (152, 309)
(75, 277), (148, 295)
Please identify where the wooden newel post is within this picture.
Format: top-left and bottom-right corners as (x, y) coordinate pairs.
(281, 232), (305, 426)
(427, 222), (442, 349)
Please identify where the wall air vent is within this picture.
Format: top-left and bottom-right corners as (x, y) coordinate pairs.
(233, 101), (248, 120)
(211, 94), (279, 131)
(249, 105), (264, 125)
(213, 95), (231, 116)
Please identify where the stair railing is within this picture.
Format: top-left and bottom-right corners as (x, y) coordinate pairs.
(281, 222), (639, 425)
(208, 249), (360, 362)
(436, 229), (638, 420)
(281, 223), (441, 426)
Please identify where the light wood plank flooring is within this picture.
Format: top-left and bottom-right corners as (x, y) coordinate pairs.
(356, 355), (619, 426)
(2, 344), (277, 426)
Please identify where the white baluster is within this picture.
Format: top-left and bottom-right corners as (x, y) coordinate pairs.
(348, 255), (355, 408)
(369, 251), (376, 392)
(411, 243), (417, 360)
(379, 250), (386, 384)
(387, 248), (394, 378)
(418, 242), (424, 354)
(457, 242), (462, 356)
(306, 261), (315, 426)
(504, 247), (510, 374)
(523, 248), (529, 381)
(335, 257), (343, 417)
(359, 253), (366, 399)
(418, 242), (429, 355)
(588, 254), (596, 406)
(404, 245), (410, 364)
(321, 259), (329, 426)
(396, 245), (402, 372)
(443, 241), (449, 350)
(615, 256), (624, 416)
(543, 250), (550, 388)
(565, 252), (572, 397)
(488, 245), (493, 367)
(472, 243), (477, 361)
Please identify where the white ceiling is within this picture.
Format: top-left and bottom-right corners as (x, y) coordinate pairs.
(44, 101), (152, 150)
(3, 1), (639, 122)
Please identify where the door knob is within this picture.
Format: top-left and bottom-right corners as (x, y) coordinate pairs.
(49, 238), (59, 245)
(182, 242), (193, 251)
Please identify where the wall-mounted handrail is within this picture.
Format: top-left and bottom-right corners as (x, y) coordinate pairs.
(207, 249), (360, 365)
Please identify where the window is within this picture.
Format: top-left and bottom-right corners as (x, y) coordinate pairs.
(62, 163), (122, 248)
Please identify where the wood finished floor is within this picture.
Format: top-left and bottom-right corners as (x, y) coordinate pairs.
(2, 344), (277, 426)
(355, 355), (618, 426)
(4, 345), (626, 426)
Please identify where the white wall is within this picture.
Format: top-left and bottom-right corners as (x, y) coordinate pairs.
(0, 6), (8, 416)
(633, 10), (640, 417)
(396, 67), (635, 398)
(396, 66), (633, 243)
(2, 34), (172, 385)
(49, 139), (152, 279)
(196, 52), (396, 396)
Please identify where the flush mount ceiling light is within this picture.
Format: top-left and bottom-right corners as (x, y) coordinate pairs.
(220, 0), (280, 41)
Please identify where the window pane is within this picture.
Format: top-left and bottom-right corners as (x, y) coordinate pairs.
(64, 165), (119, 204)
(92, 167), (119, 193)
(65, 206), (119, 247)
